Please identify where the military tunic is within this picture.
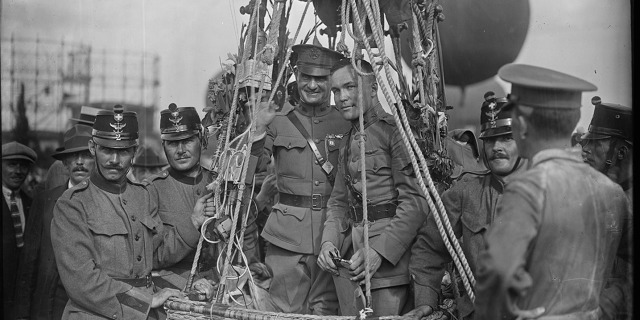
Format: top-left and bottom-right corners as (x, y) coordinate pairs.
(409, 168), (524, 319)
(51, 171), (200, 320)
(475, 149), (631, 319)
(251, 101), (350, 314)
(322, 104), (429, 316)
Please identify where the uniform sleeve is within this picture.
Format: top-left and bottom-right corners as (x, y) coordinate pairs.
(14, 194), (46, 318)
(410, 184), (464, 309)
(474, 178), (541, 320)
(251, 123), (276, 173)
(147, 185), (200, 269)
(370, 127), (429, 265)
(323, 146), (350, 247)
(51, 196), (152, 320)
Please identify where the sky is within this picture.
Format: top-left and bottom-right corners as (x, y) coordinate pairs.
(1, 0), (632, 136)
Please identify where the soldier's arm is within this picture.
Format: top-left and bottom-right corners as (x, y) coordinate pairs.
(410, 185), (464, 309)
(474, 177), (541, 320)
(369, 127), (429, 266)
(322, 147), (349, 248)
(51, 196), (153, 319)
(146, 184), (201, 268)
(14, 194), (46, 318)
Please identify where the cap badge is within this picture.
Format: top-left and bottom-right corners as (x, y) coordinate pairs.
(168, 103), (183, 129)
(110, 105), (126, 140)
(309, 48), (320, 60)
(485, 101), (498, 128)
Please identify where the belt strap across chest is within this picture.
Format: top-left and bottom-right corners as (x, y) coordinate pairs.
(278, 192), (329, 210)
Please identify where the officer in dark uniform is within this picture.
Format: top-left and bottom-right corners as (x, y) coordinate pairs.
(250, 44), (349, 314)
(405, 91), (527, 320)
(51, 105), (213, 319)
(581, 98), (632, 320)
(475, 64), (631, 320)
(317, 58), (429, 317)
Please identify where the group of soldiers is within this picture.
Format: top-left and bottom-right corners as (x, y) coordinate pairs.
(1, 43), (632, 320)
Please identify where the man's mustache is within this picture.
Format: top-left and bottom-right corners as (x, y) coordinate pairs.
(72, 166), (89, 173)
(490, 152), (509, 160)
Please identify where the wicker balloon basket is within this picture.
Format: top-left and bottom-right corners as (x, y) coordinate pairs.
(164, 297), (456, 320)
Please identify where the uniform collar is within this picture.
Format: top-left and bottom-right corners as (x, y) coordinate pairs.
(90, 170), (128, 194)
(296, 103), (331, 117)
(351, 103), (383, 130)
(530, 148), (581, 168)
(168, 166), (203, 185)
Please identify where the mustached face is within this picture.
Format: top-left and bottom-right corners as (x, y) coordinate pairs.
(163, 135), (201, 172)
(482, 133), (519, 176)
(89, 141), (136, 182)
(62, 150), (95, 185)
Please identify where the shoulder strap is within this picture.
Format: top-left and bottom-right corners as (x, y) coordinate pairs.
(286, 111), (335, 176)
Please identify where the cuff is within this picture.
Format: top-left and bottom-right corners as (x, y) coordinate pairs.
(413, 283), (440, 309)
(370, 233), (407, 265)
(116, 287), (152, 319)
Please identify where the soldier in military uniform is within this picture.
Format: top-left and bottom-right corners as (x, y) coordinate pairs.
(405, 91), (527, 320)
(580, 98), (633, 320)
(51, 106), (214, 319)
(250, 44), (349, 314)
(474, 64), (631, 320)
(316, 58), (428, 316)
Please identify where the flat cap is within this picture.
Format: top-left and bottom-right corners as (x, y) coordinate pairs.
(499, 64), (597, 109)
(52, 124), (93, 160)
(2, 142), (37, 164)
(581, 96), (632, 144)
(160, 103), (202, 141)
(92, 105), (139, 149)
(70, 106), (102, 126)
(290, 44), (343, 77)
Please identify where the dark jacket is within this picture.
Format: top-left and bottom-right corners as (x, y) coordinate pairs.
(15, 183), (68, 320)
(3, 189), (32, 320)
(323, 104), (429, 289)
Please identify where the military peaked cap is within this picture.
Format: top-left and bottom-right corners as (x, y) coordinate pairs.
(160, 103), (202, 141)
(92, 105), (139, 148)
(290, 44), (343, 77)
(479, 91), (512, 139)
(582, 96), (632, 144)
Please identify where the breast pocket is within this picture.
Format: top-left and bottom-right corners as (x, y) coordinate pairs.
(273, 135), (308, 179)
(460, 212), (488, 257)
(88, 221), (130, 270)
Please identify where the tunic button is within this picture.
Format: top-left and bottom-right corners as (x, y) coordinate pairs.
(113, 314), (117, 319)
(314, 139), (320, 144)
(313, 119), (319, 124)
(314, 181), (320, 186)
(136, 255), (142, 261)
(287, 143), (292, 148)
(283, 208), (288, 213)
(135, 235), (140, 241)
(196, 190), (201, 196)
(131, 216), (136, 221)
(314, 159), (319, 165)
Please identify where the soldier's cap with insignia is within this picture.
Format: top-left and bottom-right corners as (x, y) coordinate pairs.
(581, 96), (632, 144)
(52, 124), (93, 160)
(479, 91), (511, 139)
(498, 64), (597, 110)
(92, 105), (139, 149)
(70, 106), (101, 126)
(133, 146), (168, 167)
(160, 103), (202, 141)
(2, 141), (37, 164)
(290, 44), (343, 77)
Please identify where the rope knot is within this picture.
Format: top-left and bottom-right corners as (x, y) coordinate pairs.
(412, 55), (426, 68)
(336, 41), (350, 55)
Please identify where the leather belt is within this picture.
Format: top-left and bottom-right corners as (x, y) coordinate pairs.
(278, 192), (329, 210)
(115, 274), (153, 288)
(350, 203), (397, 223)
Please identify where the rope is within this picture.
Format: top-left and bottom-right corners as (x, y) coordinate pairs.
(335, 0), (350, 55)
(259, 0), (285, 65)
(355, 56), (373, 309)
(345, 0), (475, 301)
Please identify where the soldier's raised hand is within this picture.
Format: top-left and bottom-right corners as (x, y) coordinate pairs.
(252, 101), (278, 137)
(191, 192), (215, 229)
